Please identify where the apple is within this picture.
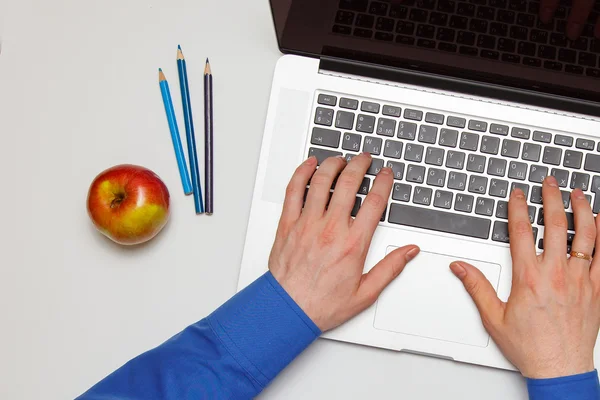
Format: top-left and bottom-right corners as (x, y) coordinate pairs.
(87, 164), (170, 245)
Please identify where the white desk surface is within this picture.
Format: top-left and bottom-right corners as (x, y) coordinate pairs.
(0, 0), (528, 398)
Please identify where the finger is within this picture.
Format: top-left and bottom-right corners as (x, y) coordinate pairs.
(569, 189), (596, 266)
(507, 188), (537, 271)
(352, 167), (393, 238)
(450, 261), (504, 331)
(303, 156), (347, 219)
(277, 156), (318, 236)
(356, 245), (420, 307)
(539, 0), (560, 22)
(541, 176), (568, 260)
(328, 152), (372, 217)
(566, 0), (595, 39)
(596, 15), (600, 38)
(589, 215), (600, 282)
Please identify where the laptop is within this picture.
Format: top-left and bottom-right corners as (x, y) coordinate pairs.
(238, 0), (600, 371)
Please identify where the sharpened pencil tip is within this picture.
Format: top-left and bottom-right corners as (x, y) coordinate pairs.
(204, 59), (212, 75)
(178, 44), (181, 50)
(158, 69), (166, 82)
(177, 47), (184, 60)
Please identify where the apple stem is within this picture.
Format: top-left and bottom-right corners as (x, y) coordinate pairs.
(110, 193), (126, 209)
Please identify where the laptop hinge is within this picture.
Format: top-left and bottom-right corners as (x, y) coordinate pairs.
(319, 56), (600, 119)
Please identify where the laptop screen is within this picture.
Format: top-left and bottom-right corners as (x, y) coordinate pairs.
(269, 0), (600, 104)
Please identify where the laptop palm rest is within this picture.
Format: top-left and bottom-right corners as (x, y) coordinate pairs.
(374, 247), (501, 348)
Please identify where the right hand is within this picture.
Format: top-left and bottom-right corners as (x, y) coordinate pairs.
(539, 0), (600, 39)
(451, 176), (600, 379)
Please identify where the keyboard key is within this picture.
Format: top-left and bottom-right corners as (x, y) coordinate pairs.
(460, 46), (479, 56)
(497, 10), (516, 24)
(438, 0), (456, 12)
(477, 35), (496, 49)
(392, 183), (412, 202)
(561, 190), (570, 209)
(376, 17), (395, 32)
(344, 153), (358, 162)
(460, 132), (480, 151)
(551, 168), (570, 188)
(490, 22), (508, 37)
(417, 24), (436, 38)
(405, 143), (425, 162)
(488, 157), (507, 176)
(434, 190), (453, 209)
(475, 197), (495, 216)
(480, 50), (499, 60)
(342, 133), (362, 153)
(406, 164), (426, 183)
(429, 11), (449, 26)
(538, 208), (574, 231)
(439, 128), (459, 148)
(357, 114), (376, 133)
(437, 29), (457, 43)
(353, 28), (373, 38)
(470, 19), (488, 33)
(367, 158), (385, 176)
(418, 125), (439, 143)
(592, 176), (600, 213)
(584, 153), (600, 173)
(508, 161), (527, 180)
(543, 61), (563, 71)
(450, 15), (469, 30)
(308, 147), (342, 165)
(358, 177), (371, 195)
(558, 49), (577, 64)
(448, 171), (468, 190)
(311, 127), (341, 148)
(427, 168), (447, 187)
(384, 140), (403, 159)
(588, 68), (600, 77)
(502, 54), (521, 63)
(522, 143), (542, 162)
(579, 53), (597, 67)
(361, 101), (380, 113)
(571, 37), (589, 51)
(469, 175), (488, 194)
(446, 150), (466, 169)
(571, 172), (590, 191)
(533, 131), (552, 143)
(563, 150), (583, 169)
(340, 98), (359, 110)
(413, 186), (433, 205)
(518, 42), (536, 56)
(396, 21), (416, 35)
(458, 31), (477, 45)
(376, 118), (397, 137)
(363, 136), (383, 155)
(374, 31), (394, 42)
(528, 165), (548, 183)
(481, 135), (501, 154)
(425, 113), (445, 125)
(335, 111), (355, 129)
(468, 120), (488, 132)
(523, 57), (542, 67)
(390, 4), (409, 18)
(356, 14), (375, 28)
(528, 205), (536, 224)
(490, 124), (509, 136)
(498, 38), (516, 53)
(315, 107), (334, 126)
(516, 12), (535, 27)
(457, 2), (476, 16)
(351, 197), (362, 217)
(318, 94), (337, 106)
(576, 139), (595, 151)
(496, 201), (508, 219)
(340, 0), (368, 12)
(538, 45), (557, 60)
(382, 105), (401, 117)
(543, 147), (562, 165)
(425, 147), (445, 166)
(530, 29), (548, 44)
(418, 38), (437, 48)
(398, 121), (418, 140)
(333, 25), (352, 35)
(510, 26), (528, 40)
(501, 139), (521, 158)
(447, 116), (466, 128)
(489, 179), (509, 198)
(554, 135), (573, 147)
(492, 221), (510, 243)
(455, 193), (476, 213)
(530, 185), (542, 204)
(467, 154), (487, 173)
(509, 0), (526, 11)
(386, 161), (405, 180)
(404, 109), (423, 121)
(511, 127), (531, 139)
(389, 203), (490, 238)
(511, 182), (530, 198)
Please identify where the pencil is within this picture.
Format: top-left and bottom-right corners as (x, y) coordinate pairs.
(177, 45), (204, 214)
(158, 68), (193, 195)
(204, 59), (214, 215)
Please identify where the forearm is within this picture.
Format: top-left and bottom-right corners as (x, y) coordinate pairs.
(527, 370), (600, 400)
(77, 271), (320, 400)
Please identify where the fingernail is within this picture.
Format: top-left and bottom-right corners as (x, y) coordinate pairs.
(336, 155), (348, 162)
(546, 176), (558, 187)
(540, 7), (553, 22)
(406, 247), (420, 261)
(362, 152), (372, 158)
(450, 262), (467, 279)
(567, 23), (582, 40)
(379, 167), (392, 175)
(305, 156), (317, 165)
(511, 188), (525, 199)
(573, 188), (585, 200)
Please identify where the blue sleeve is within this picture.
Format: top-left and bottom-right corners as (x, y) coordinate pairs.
(527, 370), (600, 400)
(77, 271), (321, 400)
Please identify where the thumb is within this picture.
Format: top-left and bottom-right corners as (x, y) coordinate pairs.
(450, 261), (504, 330)
(357, 245), (420, 306)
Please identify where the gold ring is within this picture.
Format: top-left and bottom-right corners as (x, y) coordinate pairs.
(569, 251), (593, 261)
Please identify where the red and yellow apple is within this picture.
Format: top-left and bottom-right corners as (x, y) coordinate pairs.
(87, 165), (170, 245)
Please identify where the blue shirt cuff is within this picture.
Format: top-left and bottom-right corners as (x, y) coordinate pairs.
(527, 370), (600, 400)
(207, 271), (321, 389)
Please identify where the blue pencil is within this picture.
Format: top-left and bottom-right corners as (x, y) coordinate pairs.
(159, 68), (193, 195)
(177, 46), (204, 214)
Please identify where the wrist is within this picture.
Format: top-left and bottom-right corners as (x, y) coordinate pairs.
(523, 361), (595, 380)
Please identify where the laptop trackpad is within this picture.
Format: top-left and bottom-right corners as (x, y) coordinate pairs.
(374, 247), (501, 348)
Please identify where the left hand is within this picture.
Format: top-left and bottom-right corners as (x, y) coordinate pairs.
(539, 0), (600, 39)
(268, 153), (420, 332)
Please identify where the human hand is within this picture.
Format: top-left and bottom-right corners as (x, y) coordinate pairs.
(268, 153), (420, 332)
(451, 176), (600, 378)
(539, 0), (600, 39)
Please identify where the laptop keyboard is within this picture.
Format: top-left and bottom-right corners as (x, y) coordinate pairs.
(332, 0), (600, 77)
(306, 91), (600, 251)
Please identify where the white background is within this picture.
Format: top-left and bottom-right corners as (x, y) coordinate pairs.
(0, 0), (528, 398)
